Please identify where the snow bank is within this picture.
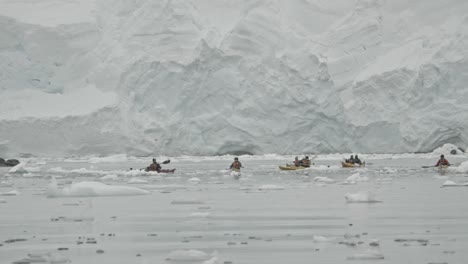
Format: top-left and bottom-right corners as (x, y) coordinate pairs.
(46, 178), (150, 197)
(345, 191), (381, 203)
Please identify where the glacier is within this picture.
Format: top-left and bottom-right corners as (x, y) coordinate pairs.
(0, 0), (467, 157)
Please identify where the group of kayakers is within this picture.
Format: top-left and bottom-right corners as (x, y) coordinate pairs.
(293, 156), (312, 167)
(344, 155), (363, 165)
(143, 154), (453, 174)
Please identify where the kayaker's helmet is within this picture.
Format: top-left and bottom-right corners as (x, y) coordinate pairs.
(234, 157), (239, 161)
(152, 158), (156, 163)
(305, 156), (309, 159)
(440, 155), (444, 158)
(350, 155), (354, 158)
(295, 156), (298, 160)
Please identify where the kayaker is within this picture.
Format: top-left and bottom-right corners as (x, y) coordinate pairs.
(293, 156), (301, 166)
(353, 155), (362, 165)
(147, 158), (162, 172)
(345, 155), (354, 163)
(301, 156), (311, 167)
(435, 155), (450, 166)
(230, 157), (243, 170)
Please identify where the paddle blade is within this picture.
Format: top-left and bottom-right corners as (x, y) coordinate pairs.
(162, 159), (170, 164)
(421, 166), (435, 168)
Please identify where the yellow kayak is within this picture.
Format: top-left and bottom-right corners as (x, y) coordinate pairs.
(279, 165), (307, 170)
(341, 162), (365, 168)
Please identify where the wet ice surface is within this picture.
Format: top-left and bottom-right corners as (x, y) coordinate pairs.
(1, 156), (468, 264)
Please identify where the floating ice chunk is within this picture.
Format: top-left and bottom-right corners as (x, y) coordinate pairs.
(166, 249), (211, 261)
(313, 176), (335, 183)
(8, 162), (28, 173)
(346, 173), (369, 182)
(100, 174), (119, 181)
(346, 250), (384, 260)
(128, 178), (148, 184)
(258, 185), (285, 190)
(441, 180), (468, 187)
(46, 177), (150, 197)
(313, 235), (335, 242)
(453, 160), (468, 173)
(345, 191), (381, 203)
(203, 256), (219, 264)
(188, 177), (201, 183)
(442, 180), (457, 186)
(0, 190), (20, 196)
(0, 181), (13, 187)
(13, 252), (71, 264)
(189, 212), (211, 217)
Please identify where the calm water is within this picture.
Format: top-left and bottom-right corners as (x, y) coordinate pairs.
(1, 156), (467, 264)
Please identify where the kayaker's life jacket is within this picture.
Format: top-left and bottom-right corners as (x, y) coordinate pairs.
(293, 160), (301, 166)
(148, 163), (161, 172)
(436, 158), (449, 166)
(301, 159), (311, 167)
(231, 161), (242, 170)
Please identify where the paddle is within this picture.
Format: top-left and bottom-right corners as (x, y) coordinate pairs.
(162, 159), (170, 164)
(422, 164), (451, 168)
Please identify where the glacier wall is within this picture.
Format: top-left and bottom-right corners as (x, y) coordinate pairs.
(0, 0), (467, 157)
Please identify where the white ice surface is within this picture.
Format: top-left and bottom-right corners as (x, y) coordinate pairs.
(1, 1), (468, 156)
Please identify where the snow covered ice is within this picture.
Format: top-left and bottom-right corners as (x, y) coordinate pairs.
(1, 1), (468, 156)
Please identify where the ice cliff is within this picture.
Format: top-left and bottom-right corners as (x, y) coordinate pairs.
(0, 0), (467, 157)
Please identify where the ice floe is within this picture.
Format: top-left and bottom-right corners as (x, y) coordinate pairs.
(46, 177), (150, 197)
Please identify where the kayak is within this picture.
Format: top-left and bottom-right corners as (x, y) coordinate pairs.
(159, 169), (176, 173)
(341, 162), (365, 168)
(279, 165), (308, 171)
(231, 168), (241, 172)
